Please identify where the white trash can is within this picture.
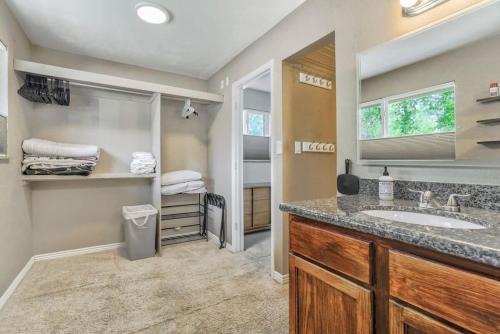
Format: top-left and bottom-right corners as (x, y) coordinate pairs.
(122, 204), (158, 260)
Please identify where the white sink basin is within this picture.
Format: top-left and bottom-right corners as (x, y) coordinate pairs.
(361, 210), (486, 229)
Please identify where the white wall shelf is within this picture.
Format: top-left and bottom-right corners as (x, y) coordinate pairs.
(21, 173), (156, 182)
(14, 59), (224, 105)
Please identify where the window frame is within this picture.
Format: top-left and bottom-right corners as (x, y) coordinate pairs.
(358, 82), (456, 141)
(243, 109), (270, 137)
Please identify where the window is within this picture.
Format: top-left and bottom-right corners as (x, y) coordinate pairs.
(243, 110), (270, 137)
(360, 83), (455, 140)
(358, 83), (456, 161)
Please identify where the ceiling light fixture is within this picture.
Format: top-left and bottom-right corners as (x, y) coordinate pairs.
(400, 0), (419, 8)
(401, 0), (450, 16)
(135, 2), (170, 24)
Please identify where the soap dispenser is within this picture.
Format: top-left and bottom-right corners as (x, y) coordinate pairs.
(379, 166), (394, 201)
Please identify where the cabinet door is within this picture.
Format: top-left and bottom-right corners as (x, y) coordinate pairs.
(289, 255), (372, 334)
(390, 302), (463, 334)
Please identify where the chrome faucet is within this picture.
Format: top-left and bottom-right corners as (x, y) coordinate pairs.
(409, 189), (470, 212)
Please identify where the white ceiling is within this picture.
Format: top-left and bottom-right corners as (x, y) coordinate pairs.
(244, 73), (271, 93)
(359, 1), (500, 79)
(6, 0), (306, 79)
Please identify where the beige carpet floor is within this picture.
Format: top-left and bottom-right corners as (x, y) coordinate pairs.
(0, 240), (288, 334)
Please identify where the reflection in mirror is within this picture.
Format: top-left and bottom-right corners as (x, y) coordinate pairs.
(0, 39), (7, 159)
(358, 2), (500, 163)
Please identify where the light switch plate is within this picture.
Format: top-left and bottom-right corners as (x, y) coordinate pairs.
(294, 141), (302, 154)
(275, 140), (283, 155)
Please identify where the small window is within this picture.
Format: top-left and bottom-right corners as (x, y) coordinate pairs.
(358, 83), (456, 161)
(360, 103), (383, 139)
(360, 83), (455, 140)
(244, 110), (270, 137)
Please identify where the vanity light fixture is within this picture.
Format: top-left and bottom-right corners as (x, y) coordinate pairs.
(135, 2), (170, 24)
(401, 0), (450, 17)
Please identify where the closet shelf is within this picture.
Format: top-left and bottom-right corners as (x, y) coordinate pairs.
(476, 118), (500, 124)
(476, 95), (500, 104)
(21, 173), (156, 182)
(14, 59), (224, 105)
(477, 140), (500, 145)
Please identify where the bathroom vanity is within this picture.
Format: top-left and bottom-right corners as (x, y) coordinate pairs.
(280, 195), (500, 334)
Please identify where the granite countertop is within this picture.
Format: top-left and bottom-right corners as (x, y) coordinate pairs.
(280, 194), (500, 268)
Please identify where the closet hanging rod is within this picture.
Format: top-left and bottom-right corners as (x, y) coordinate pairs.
(14, 60), (224, 104)
(69, 82), (153, 97)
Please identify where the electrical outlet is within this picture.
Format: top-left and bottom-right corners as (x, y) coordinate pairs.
(220, 80), (224, 90)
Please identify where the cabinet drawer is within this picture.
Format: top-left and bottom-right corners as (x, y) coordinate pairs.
(389, 251), (500, 334)
(244, 199), (252, 214)
(253, 199), (270, 213)
(244, 214), (253, 229)
(253, 211), (270, 227)
(243, 188), (252, 201)
(289, 218), (372, 284)
(253, 187), (270, 200)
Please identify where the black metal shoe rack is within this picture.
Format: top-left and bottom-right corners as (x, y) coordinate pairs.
(160, 193), (208, 246)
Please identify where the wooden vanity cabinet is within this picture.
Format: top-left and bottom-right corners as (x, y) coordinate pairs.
(244, 186), (271, 233)
(389, 302), (462, 334)
(288, 215), (500, 334)
(289, 255), (372, 334)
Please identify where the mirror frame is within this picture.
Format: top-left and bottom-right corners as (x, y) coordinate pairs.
(0, 38), (8, 160)
(355, 2), (500, 168)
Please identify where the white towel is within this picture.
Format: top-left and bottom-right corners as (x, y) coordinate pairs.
(161, 181), (205, 196)
(161, 170), (202, 186)
(130, 152), (156, 175)
(132, 152), (154, 159)
(22, 157), (97, 172)
(22, 138), (100, 159)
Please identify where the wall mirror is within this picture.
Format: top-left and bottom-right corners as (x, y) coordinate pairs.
(357, 2), (500, 165)
(0, 39), (7, 159)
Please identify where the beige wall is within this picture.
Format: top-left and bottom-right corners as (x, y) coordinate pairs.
(283, 62), (336, 202)
(207, 0), (336, 274)
(30, 46), (208, 92)
(0, 2), (212, 295)
(161, 99), (211, 176)
(335, 0), (500, 185)
(361, 33), (500, 161)
(27, 88), (154, 254)
(207, 0), (494, 275)
(0, 0), (33, 296)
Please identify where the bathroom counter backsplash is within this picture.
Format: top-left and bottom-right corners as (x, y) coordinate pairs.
(280, 193), (500, 268)
(359, 178), (500, 211)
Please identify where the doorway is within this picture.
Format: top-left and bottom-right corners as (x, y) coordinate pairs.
(231, 61), (274, 272)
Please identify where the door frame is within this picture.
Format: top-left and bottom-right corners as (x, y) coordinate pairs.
(231, 60), (275, 265)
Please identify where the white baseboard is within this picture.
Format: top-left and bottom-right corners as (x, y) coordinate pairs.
(272, 271), (289, 284)
(33, 242), (125, 262)
(207, 231), (234, 252)
(0, 257), (34, 310)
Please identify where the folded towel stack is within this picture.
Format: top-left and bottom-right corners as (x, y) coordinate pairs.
(22, 138), (100, 176)
(161, 170), (206, 195)
(130, 152), (156, 175)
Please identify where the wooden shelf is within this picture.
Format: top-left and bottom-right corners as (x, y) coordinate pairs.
(477, 140), (500, 145)
(476, 95), (500, 104)
(22, 173), (156, 182)
(14, 59), (224, 104)
(476, 118), (500, 124)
